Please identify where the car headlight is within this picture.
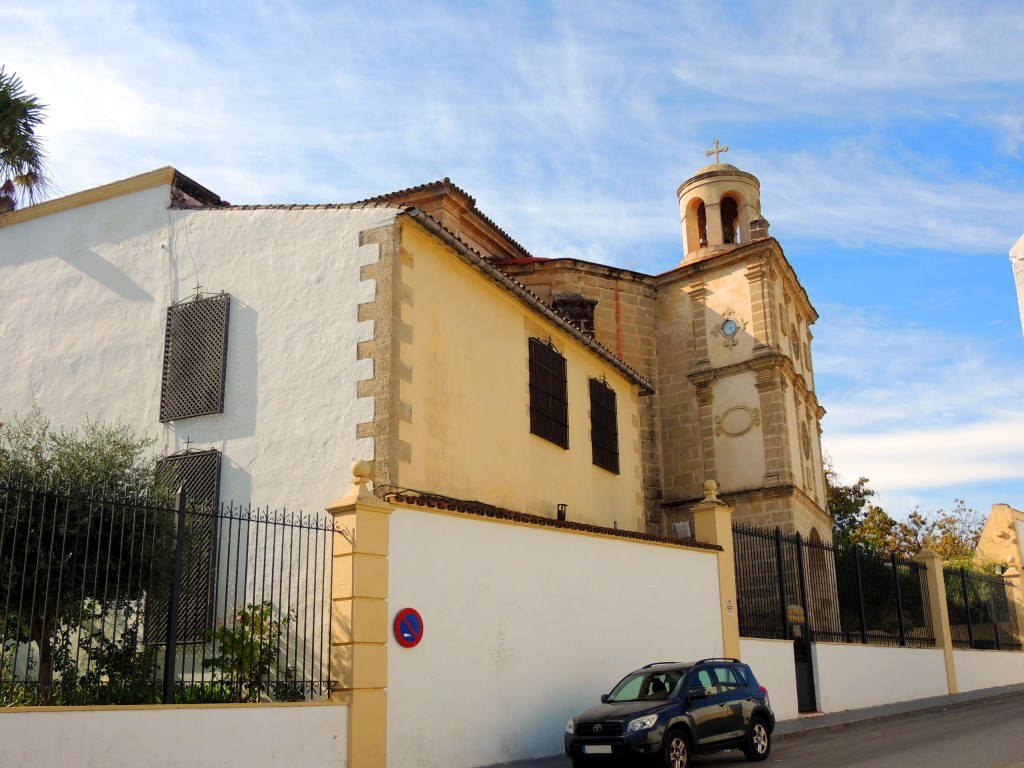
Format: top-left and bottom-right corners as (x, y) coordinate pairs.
(627, 714), (659, 732)
(566, 718), (575, 734)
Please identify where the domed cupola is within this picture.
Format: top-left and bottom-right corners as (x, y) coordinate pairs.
(677, 140), (762, 261)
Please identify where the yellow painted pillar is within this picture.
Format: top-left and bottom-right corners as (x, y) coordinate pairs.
(1001, 563), (1024, 649)
(915, 536), (958, 695)
(691, 480), (740, 659)
(327, 461), (392, 768)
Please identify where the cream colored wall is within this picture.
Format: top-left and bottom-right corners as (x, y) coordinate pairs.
(703, 270), (755, 367)
(976, 503), (1024, 566)
(395, 224), (645, 530)
(711, 371), (765, 492)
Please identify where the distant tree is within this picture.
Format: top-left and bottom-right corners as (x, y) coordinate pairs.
(901, 500), (984, 566)
(0, 406), (171, 703)
(825, 461), (982, 563)
(0, 67), (51, 212)
(825, 459), (876, 547)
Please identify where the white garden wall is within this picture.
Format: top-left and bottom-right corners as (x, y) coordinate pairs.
(0, 702), (346, 768)
(0, 184), (396, 516)
(811, 643), (947, 712)
(739, 638), (798, 721)
(386, 506), (723, 768)
(954, 649), (1024, 692)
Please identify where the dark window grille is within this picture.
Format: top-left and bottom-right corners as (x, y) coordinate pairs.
(589, 378), (619, 473)
(529, 337), (569, 449)
(149, 449), (222, 643)
(160, 293), (230, 422)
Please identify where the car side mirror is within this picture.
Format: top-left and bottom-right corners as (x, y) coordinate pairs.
(689, 687), (708, 700)
(600, 694), (609, 703)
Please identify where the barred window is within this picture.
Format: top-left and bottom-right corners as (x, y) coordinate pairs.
(529, 337), (569, 449)
(160, 293), (231, 422)
(149, 448), (222, 643)
(590, 378), (619, 474)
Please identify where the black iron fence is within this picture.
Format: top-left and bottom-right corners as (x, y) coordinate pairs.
(943, 566), (1022, 651)
(732, 524), (935, 648)
(1, 474), (335, 706)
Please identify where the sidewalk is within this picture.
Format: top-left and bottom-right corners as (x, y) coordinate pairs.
(773, 681), (1024, 738)
(482, 683), (1024, 768)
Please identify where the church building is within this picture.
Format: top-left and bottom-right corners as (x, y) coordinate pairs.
(0, 144), (830, 540)
(365, 144), (831, 539)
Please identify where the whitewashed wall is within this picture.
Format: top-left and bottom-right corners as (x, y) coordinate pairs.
(0, 702), (346, 768)
(0, 185), (396, 515)
(386, 506), (723, 768)
(739, 638), (798, 721)
(812, 643), (947, 712)
(954, 649), (1024, 692)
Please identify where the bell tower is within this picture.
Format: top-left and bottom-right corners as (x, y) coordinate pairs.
(677, 140), (765, 261)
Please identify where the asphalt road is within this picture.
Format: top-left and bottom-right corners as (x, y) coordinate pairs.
(520, 693), (1024, 768)
(762, 695), (1024, 768)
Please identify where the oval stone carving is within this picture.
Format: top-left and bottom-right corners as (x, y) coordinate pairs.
(715, 405), (761, 437)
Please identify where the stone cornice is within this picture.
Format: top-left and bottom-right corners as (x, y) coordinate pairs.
(662, 482), (828, 519)
(496, 257), (656, 289)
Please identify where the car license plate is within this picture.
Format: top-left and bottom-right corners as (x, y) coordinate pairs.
(584, 745), (612, 755)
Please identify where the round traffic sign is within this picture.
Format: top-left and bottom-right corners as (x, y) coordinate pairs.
(394, 607), (424, 648)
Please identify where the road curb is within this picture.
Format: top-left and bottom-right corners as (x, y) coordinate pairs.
(774, 687), (1024, 741)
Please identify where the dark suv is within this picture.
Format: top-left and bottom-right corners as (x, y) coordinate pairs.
(564, 658), (774, 768)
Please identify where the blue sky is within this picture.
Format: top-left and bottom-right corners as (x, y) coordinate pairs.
(3, 0), (1023, 520)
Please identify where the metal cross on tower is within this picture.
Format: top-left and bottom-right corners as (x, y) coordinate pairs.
(704, 139), (729, 164)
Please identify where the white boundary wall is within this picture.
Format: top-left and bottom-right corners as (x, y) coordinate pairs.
(386, 506), (723, 768)
(0, 702), (346, 768)
(0, 187), (396, 515)
(739, 638), (798, 721)
(955, 649), (1024, 692)
(811, 643), (947, 712)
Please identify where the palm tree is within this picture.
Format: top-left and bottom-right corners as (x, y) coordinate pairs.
(0, 67), (51, 213)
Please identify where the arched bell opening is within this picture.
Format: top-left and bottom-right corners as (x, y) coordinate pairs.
(721, 195), (740, 245)
(684, 197), (708, 254)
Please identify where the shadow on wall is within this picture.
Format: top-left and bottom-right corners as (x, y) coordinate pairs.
(167, 299), (258, 505)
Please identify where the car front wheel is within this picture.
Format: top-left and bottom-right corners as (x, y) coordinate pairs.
(742, 718), (771, 761)
(660, 729), (691, 768)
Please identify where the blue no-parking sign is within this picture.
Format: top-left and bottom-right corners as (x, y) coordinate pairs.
(394, 607), (424, 648)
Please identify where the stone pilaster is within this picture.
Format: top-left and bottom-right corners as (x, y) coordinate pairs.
(915, 537), (958, 695)
(327, 461), (393, 768)
(1001, 563), (1024, 651)
(692, 480), (740, 659)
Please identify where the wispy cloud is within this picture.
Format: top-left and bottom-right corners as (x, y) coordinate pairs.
(3, 0), (1023, 517)
(817, 305), (1024, 515)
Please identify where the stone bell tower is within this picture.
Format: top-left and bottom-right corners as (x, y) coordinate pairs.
(677, 139), (768, 260)
(658, 141), (832, 539)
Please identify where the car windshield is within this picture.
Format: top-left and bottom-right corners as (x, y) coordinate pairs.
(606, 668), (687, 702)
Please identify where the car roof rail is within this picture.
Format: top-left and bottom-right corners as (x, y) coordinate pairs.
(641, 661), (679, 668)
(694, 657), (742, 664)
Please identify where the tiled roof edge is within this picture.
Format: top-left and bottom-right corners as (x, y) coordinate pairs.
(402, 206), (656, 395)
(379, 489), (720, 551)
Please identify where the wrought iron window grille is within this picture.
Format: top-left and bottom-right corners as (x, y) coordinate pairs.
(589, 377), (619, 474)
(159, 292), (231, 422)
(528, 337), (569, 449)
(149, 448), (223, 644)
